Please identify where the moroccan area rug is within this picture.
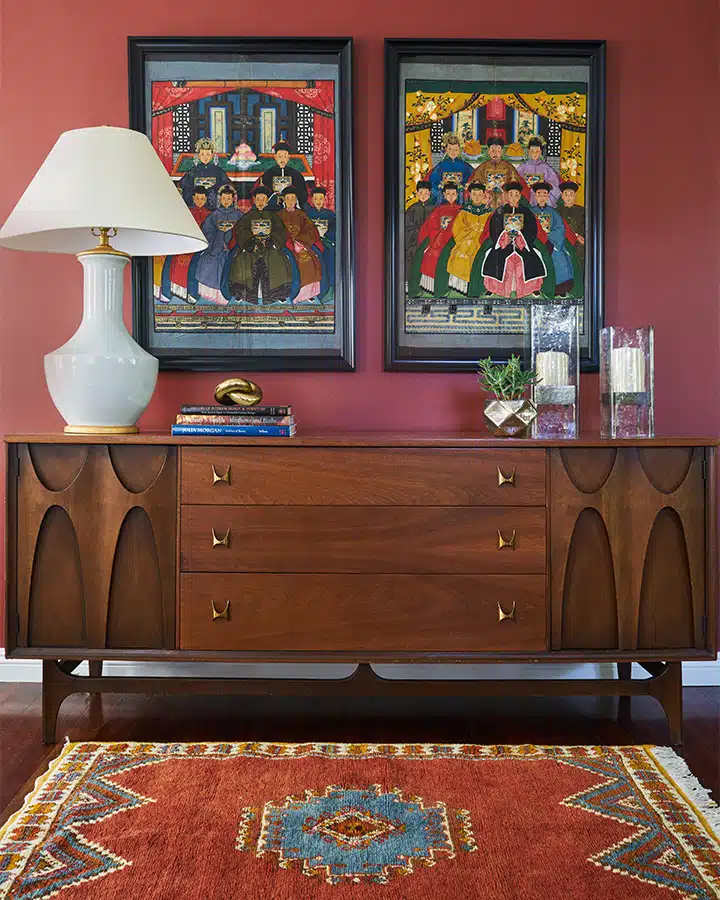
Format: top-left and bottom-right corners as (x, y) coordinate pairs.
(0, 743), (718, 899)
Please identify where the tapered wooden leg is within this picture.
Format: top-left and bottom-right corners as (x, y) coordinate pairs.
(42, 661), (72, 744)
(88, 661), (103, 678)
(616, 662), (632, 721)
(656, 662), (684, 748)
(616, 662), (632, 682)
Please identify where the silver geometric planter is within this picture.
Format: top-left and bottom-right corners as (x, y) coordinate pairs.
(484, 398), (538, 438)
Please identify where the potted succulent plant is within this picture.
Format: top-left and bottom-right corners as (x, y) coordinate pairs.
(478, 354), (540, 438)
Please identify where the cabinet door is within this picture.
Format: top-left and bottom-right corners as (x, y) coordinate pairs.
(550, 447), (708, 652)
(8, 443), (177, 652)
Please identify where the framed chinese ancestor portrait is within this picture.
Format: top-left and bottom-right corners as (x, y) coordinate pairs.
(128, 37), (354, 371)
(385, 39), (605, 371)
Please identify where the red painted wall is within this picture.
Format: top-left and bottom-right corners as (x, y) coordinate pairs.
(0, 1), (718, 644)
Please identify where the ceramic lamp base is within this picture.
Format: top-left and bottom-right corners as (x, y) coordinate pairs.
(45, 251), (158, 432)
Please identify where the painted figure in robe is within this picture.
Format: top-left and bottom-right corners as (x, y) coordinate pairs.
(446, 181), (493, 295)
(195, 185), (242, 305)
(178, 138), (232, 211)
(468, 138), (523, 211)
(428, 133), (474, 204)
(517, 137), (561, 207)
(481, 181), (547, 298)
(261, 141), (309, 210)
(404, 180), (436, 285)
(277, 186), (324, 303)
(557, 180), (585, 271)
(161, 185), (212, 304)
(531, 182), (575, 296)
(416, 181), (462, 294)
(305, 186), (336, 300)
(228, 185), (292, 304)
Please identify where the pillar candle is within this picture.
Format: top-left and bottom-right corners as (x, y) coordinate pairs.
(535, 350), (570, 387)
(611, 347), (645, 392)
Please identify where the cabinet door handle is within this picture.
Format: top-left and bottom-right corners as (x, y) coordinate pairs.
(212, 464), (231, 485)
(497, 529), (516, 550)
(497, 600), (516, 622)
(497, 466), (516, 487)
(212, 527), (231, 548)
(211, 599), (230, 620)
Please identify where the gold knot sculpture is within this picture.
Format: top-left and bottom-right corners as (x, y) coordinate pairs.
(213, 377), (263, 407)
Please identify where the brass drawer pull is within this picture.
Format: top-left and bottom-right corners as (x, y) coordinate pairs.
(497, 529), (516, 550)
(212, 527), (231, 548)
(212, 464), (231, 485)
(211, 599), (230, 620)
(497, 466), (516, 487)
(497, 600), (516, 622)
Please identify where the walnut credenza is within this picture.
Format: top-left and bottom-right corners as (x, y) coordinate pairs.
(5, 433), (718, 744)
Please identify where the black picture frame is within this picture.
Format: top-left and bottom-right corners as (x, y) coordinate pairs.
(128, 36), (354, 371)
(385, 39), (605, 372)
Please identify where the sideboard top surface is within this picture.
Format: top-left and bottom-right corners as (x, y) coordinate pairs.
(4, 431), (720, 447)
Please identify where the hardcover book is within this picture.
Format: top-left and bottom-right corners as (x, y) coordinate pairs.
(179, 405), (291, 416)
(176, 415), (294, 426)
(171, 424), (297, 437)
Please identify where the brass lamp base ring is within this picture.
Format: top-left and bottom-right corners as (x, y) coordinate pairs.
(64, 425), (139, 435)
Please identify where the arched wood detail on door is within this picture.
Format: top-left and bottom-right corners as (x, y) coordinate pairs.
(559, 448), (617, 494)
(28, 506), (86, 647)
(550, 447), (706, 652)
(106, 507), (165, 649)
(638, 508), (694, 649)
(561, 507), (618, 649)
(13, 443), (177, 651)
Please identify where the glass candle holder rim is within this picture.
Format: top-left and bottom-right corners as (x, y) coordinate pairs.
(602, 325), (655, 339)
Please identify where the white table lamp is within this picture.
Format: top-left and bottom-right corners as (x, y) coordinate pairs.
(0, 126), (208, 433)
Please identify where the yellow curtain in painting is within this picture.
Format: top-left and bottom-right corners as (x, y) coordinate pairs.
(560, 131), (586, 204)
(405, 131), (433, 206)
(406, 90), (586, 130)
(405, 89), (587, 207)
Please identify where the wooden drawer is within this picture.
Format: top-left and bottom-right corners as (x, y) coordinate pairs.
(181, 506), (546, 574)
(180, 447), (546, 506)
(179, 573), (547, 652)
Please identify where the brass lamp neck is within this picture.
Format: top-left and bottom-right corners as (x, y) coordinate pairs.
(77, 226), (130, 259)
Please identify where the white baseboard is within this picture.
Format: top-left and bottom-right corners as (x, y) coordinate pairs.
(1, 657), (718, 685)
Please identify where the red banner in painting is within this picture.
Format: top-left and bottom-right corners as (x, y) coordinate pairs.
(150, 81), (336, 200)
(486, 97), (506, 119)
(485, 126), (507, 144)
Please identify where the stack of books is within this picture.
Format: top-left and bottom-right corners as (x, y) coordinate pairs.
(171, 404), (297, 437)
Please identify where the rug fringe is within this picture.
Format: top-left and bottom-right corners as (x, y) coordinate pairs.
(649, 747), (720, 838)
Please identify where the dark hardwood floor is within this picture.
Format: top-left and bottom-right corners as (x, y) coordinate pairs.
(2, 684), (719, 830)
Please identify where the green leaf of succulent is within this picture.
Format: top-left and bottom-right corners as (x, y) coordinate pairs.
(477, 354), (540, 400)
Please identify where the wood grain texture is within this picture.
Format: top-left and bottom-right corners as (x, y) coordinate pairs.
(560, 507), (618, 649)
(6, 432), (720, 446)
(638, 509), (694, 649)
(180, 506), (547, 574)
(550, 447), (709, 653)
(179, 573), (547, 652)
(707, 450), (719, 648)
(6, 439), (717, 687)
(106, 508), (166, 649)
(180, 447), (546, 506)
(28, 507), (86, 647)
(4, 446), (19, 652)
(9, 444), (177, 653)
